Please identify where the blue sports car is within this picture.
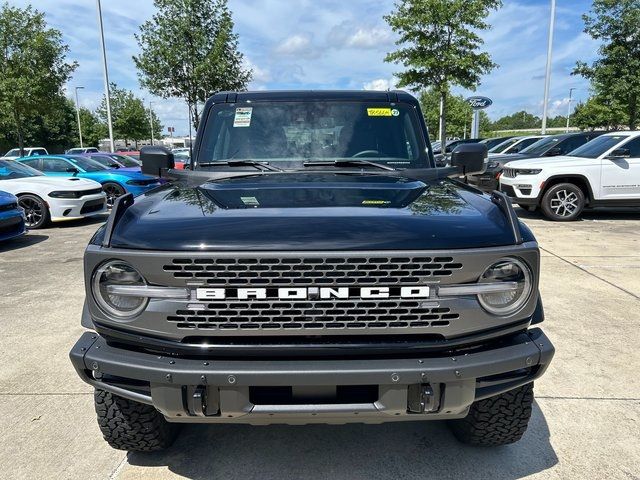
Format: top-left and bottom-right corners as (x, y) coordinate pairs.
(0, 190), (26, 241)
(17, 155), (164, 207)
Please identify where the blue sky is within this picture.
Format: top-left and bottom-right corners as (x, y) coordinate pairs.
(18, 0), (599, 135)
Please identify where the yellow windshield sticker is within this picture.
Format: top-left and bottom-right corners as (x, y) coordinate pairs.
(362, 200), (391, 205)
(367, 108), (393, 117)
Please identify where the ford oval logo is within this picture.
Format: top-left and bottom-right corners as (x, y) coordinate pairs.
(466, 96), (493, 109)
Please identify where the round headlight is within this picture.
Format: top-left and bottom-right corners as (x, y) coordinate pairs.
(92, 261), (148, 318)
(478, 258), (532, 316)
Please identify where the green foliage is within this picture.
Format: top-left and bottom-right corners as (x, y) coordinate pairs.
(384, 0), (502, 142)
(78, 107), (107, 149)
(571, 96), (627, 130)
(573, 0), (640, 129)
(419, 88), (490, 138)
(134, 0), (252, 129)
(491, 111), (542, 131)
(97, 84), (163, 146)
(0, 2), (77, 153)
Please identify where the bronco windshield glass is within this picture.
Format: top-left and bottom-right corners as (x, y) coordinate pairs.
(197, 101), (428, 168)
(0, 159), (43, 179)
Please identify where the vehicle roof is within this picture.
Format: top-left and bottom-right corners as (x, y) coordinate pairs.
(601, 130), (640, 137)
(208, 89), (417, 104)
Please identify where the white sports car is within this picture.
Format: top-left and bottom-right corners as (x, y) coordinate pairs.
(0, 159), (107, 229)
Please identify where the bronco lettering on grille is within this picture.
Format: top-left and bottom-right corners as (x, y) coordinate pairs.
(196, 286), (431, 301)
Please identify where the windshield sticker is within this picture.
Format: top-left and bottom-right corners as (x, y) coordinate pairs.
(367, 108), (393, 117)
(233, 107), (253, 127)
(362, 200), (391, 206)
(391, 109), (400, 116)
(240, 196), (260, 206)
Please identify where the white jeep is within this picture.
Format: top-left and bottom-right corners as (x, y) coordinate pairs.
(499, 131), (640, 221)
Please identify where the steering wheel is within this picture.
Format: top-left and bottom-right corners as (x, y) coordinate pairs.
(352, 150), (380, 158)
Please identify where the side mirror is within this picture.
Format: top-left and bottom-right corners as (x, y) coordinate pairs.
(141, 145), (175, 177)
(546, 147), (562, 156)
(607, 148), (630, 159)
(450, 143), (487, 175)
(66, 167), (79, 173)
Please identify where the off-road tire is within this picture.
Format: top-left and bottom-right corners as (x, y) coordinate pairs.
(448, 383), (534, 446)
(94, 389), (179, 452)
(541, 183), (585, 221)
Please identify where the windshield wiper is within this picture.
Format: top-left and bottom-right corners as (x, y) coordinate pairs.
(197, 160), (284, 172)
(302, 159), (396, 171)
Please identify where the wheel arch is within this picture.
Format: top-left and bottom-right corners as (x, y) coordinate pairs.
(542, 175), (594, 204)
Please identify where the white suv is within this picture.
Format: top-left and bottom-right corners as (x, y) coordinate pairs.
(500, 131), (640, 221)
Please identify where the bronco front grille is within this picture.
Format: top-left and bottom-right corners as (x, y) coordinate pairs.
(163, 255), (463, 286)
(167, 299), (460, 331)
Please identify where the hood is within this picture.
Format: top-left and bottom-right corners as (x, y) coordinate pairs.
(6, 175), (101, 189)
(106, 172), (533, 251)
(504, 155), (596, 169)
(0, 190), (17, 204)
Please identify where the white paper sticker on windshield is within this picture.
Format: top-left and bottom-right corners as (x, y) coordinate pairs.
(233, 107), (253, 127)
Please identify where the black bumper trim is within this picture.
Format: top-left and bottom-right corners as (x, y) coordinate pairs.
(70, 328), (554, 405)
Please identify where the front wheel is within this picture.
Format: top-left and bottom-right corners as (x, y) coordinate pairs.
(541, 183), (585, 221)
(448, 383), (534, 446)
(94, 389), (179, 452)
(102, 182), (126, 208)
(18, 194), (50, 229)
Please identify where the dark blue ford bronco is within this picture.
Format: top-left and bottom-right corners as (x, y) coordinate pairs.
(70, 90), (554, 451)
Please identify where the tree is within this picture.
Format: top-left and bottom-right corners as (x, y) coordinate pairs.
(0, 3), (77, 154)
(78, 107), (107, 148)
(384, 0), (502, 144)
(572, 96), (627, 131)
(419, 88), (490, 138)
(134, 0), (252, 129)
(490, 111), (542, 131)
(573, 0), (640, 130)
(97, 84), (163, 147)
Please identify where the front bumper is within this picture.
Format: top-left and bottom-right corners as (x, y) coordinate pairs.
(70, 328), (554, 425)
(467, 172), (499, 192)
(49, 193), (107, 222)
(0, 212), (26, 241)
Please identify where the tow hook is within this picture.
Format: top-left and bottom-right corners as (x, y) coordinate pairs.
(407, 383), (440, 414)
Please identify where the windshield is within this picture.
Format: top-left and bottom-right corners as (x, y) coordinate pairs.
(109, 154), (140, 167)
(197, 101), (427, 169)
(519, 136), (561, 155)
(568, 135), (625, 158)
(4, 149), (21, 157)
(0, 159), (43, 179)
(489, 138), (519, 153)
(66, 156), (107, 172)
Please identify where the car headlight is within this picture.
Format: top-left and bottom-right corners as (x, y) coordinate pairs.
(478, 258), (532, 316)
(49, 190), (79, 198)
(516, 169), (542, 175)
(487, 161), (499, 169)
(91, 261), (148, 318)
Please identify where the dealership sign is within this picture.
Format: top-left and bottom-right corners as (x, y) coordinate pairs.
(466, 96), (493, 110)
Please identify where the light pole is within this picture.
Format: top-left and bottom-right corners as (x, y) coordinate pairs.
(566, 87), (576, 132)
(96, 0), (115, 152)
(149, 101), (155, 146)
(541, 0), (556, 135)
(74, 86), (85, 148)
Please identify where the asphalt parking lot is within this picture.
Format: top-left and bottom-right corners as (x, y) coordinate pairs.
(0, 208), (639, 480)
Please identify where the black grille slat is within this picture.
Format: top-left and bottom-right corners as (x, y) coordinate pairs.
(163, 255), (462, 285)
(167, 299), (458, 332)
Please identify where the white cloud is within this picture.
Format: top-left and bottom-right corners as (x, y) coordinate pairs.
(328, 21), (394, 49)
(363, 78), (396, 91)
(275, 34), (314, 55)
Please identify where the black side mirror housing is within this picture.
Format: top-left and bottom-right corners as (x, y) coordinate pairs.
(141, 146), (175, 177)
(66, 167), (79, 173)
(450, 143), (487, 175)
(607, 148), (630, 159)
